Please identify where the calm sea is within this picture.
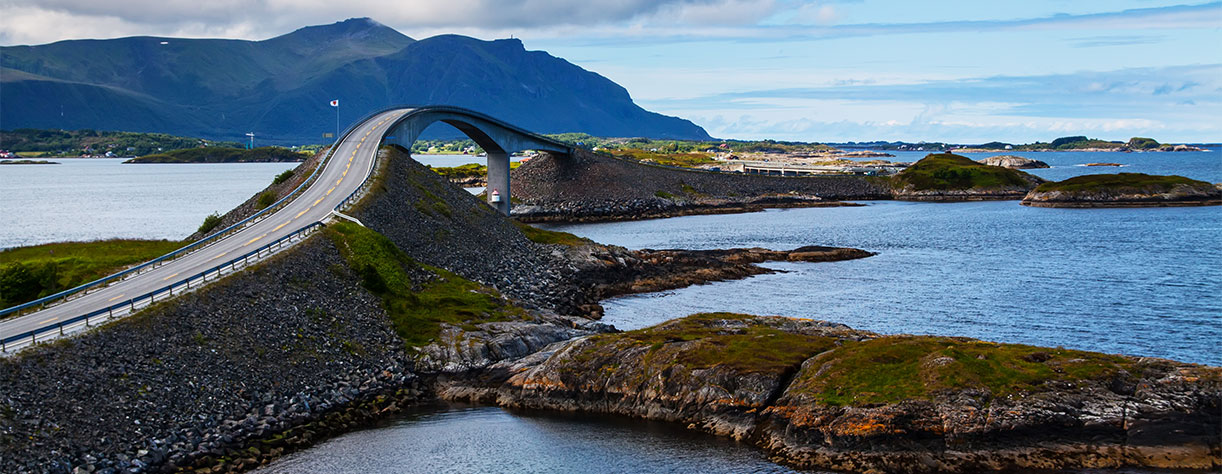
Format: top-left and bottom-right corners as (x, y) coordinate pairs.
(3, 149), (1218, 472)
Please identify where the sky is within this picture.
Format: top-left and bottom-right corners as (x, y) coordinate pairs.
(1, 1), (1219, 143)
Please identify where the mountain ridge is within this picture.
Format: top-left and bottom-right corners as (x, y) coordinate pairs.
(0, 18), (711, 143)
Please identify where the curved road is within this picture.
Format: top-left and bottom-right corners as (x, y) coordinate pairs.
(0, 109), (408, 345)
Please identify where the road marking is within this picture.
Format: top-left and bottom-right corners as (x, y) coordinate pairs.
(108, 294), (125, 302)
(208, 251), (229, 261)
(273, 220), (290, 231)
(40, 317), (58, 325)
(295, 210), (308, 218)
(313, 197), (324, 206)
(342, 169), (348, 177)
(162, 272), (180, 281)
(245, 233), (267, 246)
(336, 178), (342, 185)
(326, 186), (335, 195)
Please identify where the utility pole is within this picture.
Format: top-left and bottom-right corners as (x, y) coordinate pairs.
(246, 132), (255, 149)
(330, 99), (340, 140)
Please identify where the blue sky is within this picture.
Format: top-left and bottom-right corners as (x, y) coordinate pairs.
(2, 0), (1219, 142)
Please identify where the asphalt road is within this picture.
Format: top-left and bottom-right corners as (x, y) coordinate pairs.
(0, 109), (408, 344)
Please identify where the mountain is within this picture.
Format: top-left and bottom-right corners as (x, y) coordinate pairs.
(0, 18), (711, 143)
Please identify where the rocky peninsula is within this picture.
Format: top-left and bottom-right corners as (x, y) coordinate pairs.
(1, 146), (1217, 473)
(1022, 173), (1222, 207)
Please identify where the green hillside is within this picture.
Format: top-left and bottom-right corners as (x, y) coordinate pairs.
(126, 146), (307, 163)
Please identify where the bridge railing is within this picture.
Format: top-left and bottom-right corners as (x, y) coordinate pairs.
(1, 222), (324, 353)
(0, 117), (367, 320)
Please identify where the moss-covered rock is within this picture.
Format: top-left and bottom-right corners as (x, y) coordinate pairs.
(889, 153), (1044, 200)
(1022, 173), (1222, 207)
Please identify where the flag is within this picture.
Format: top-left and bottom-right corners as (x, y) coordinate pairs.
(329, 99), (339, 107)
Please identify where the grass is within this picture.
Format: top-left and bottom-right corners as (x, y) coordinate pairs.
(585, 313), (840, 373)
(513, 222), (591, 247)
(428, 162), (523, 180)
(325, 222), (528, 349)
(255, 191), (278, 210)
(892, 153), (1031, 191)
(272, 168), (295, 185)
(613, 149), (718, 168)
(0, 239), (184, 309)
(1033, 173), (1210, 194)
(197, 213), (223, 235)
(789, 336), (1138, 406)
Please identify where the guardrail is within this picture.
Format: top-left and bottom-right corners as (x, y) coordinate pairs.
(0, 111), (380, 320)
(1, 223), (324, 353)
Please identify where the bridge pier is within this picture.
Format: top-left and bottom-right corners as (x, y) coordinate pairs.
(486, 151), (511, 215)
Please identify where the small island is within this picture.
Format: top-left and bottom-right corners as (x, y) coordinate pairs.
(976, 155), (1049, 169)
(888, 153), (1044, 200)
(125, 146), (307, 163)
(1083, 162), (1123, 167)
(1022, 173), (1222, 207)
(0, 159), (59, 165)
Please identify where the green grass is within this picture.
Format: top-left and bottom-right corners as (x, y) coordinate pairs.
(614, 149), (718, 168)
(428, 162), (523, 180)
(1033, 173), (1209, 194)
(197, 213), (223, 235)
(512, 222), (591, 247)
(325, 222), (528, 349)
(893, 153), (1032, 191)
(789, 336), (1138, 406)
(586, 313), (840, 373)
(255, 191), (278, 210)
(126, 146), (307, 163)
(272, 169), (295, 185)
(0, 239), (184, 309)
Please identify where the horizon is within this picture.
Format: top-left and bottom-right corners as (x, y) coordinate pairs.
(1, 1), (1219, 143)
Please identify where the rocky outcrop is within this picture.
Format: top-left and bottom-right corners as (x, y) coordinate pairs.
(451, 314), (1222, 474)
(1022, 173), (1222, 208)
(890, 153), (1045, 201)
(511, 148), (890, 222)
(976, 155), (1049, 169)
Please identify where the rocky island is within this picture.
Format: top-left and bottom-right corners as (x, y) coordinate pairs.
(887, 153), (1044, 201)
(1022, 172), (1222, 207)
(975, 155), (1048, 169)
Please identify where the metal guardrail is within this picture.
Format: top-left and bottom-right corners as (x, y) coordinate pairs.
(0, 106), (396, 320)
(1, 223), (323, 352)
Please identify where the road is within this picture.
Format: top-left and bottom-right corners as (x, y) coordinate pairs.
(0, 108), (408, 345)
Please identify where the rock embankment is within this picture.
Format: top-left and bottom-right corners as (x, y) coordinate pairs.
(449, 313), (1222, 474)
(1022, 173), (1222, 208)
(976, 155), (1049, 169)
(510, 148), (889, 222)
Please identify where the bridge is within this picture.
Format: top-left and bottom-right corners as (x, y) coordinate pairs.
(0, 106), (573, 352)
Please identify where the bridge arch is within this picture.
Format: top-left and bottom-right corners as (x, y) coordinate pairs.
(377, 106), (572, 215)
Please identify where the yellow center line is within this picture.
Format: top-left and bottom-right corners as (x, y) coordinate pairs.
(326, 186), (335, 195)
(208, 251), (229, 261)
(273, 220), (290, 231)
(342, 169), (348, 177)
(108, 294), (125, 302)
(40, 317), (59, 325)
(244, 234), (267, 246)
(162, 272), (180, 281)
(313, 197), (324, 206)
(295, 210), (308, 218)
(336, 178), (342, 185)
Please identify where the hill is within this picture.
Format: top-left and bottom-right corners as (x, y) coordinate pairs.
(0, 18), (711, 143)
